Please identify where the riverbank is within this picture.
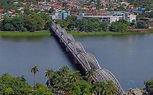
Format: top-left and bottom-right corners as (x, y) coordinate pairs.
(67, 30), (153, 36)
(0, 30), (50, 37)
(0, 29), (153, 37)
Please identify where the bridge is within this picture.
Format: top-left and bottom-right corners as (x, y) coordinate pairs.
(50, 24), (126, 95)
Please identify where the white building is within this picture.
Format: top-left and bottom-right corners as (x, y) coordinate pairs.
(77, 12), (136, 23)
(125, 13), (136, 23)
(78, 12), (123, 23)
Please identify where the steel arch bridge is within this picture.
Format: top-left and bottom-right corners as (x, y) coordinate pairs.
(51, 24), (126, 95)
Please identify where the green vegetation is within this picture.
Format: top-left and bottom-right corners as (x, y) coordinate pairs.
(143, 78), (153, 95)
(0, 73), (32, 95)
(67, 31), (149, 36)
(56, 15), (146, 33)
(31, 65), (39, 85)
(149, 28), (153, 33)
(0, 66), (118, 95)
(0, 12), (52, 32)
(0, 30), (50, 37)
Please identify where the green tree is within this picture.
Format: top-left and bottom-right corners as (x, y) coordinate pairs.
(100, 22), (109, 31)
(39, 12), (52, 30)
(144, 79), (153, 95)
(31, 65), (39, 85)
(85, 69), (95, 82)
(3, 23), (15, 31)
(69, 80), (92, 95)
(0, 73), (31, 94)
(105, 80), (117, 95)
(33, 82), (53, 95)
(29, 12), (45, 31)
(23, 14), (36, 32)
(66, 15), (77, 31)
(87, 18), (101, 32)
(11, 16), (25, 31)
(69, 71), (82, 83)
(76, 19), (88, 31)
(45, 68), (54, 79)
(56, 20), (67, 29)
(110, 20), (128, 32)
(93, 81), (106, 95)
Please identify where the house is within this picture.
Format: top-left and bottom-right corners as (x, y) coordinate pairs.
(126, 4), (137, 12)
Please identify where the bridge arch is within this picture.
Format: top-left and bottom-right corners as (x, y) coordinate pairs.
(77, 53), (91, 70)
(94, 69), (110, 81)
(67, 41), (86, 54)
(104, 69), (125, 95)
(84, 53), (101, 69)
(75, 42), (85, 53)
(67, 34), (75, 43)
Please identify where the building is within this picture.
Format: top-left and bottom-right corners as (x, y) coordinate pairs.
(124, 13), (136, 23)
(51, 10), (71, 21)
(78, 12), (123, 23)
(77, 11), (136, 23)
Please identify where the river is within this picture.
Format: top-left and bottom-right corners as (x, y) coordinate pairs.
(0, 34), (153, 90)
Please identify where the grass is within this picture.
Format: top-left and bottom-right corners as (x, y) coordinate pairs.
(149, 28), (153, 33)
(0, 29), (153, 37)
(67, 31), (151, 36)
(0, 30), (51, 37)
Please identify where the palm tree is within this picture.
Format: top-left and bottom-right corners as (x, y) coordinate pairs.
(58, 66), (70, 78)
(105, 80), (117, 95)
(85, 69), (95, 82)
(93, 81), (106, 95)
(45, 68), (54, 88)
(45, 68), (54, 79)
(69, 71), (81, 83)
(31, 65), (38, 85)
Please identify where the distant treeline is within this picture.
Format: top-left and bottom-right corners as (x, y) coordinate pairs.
(0, 12), (52, 32)
(55, 15), (139, 32)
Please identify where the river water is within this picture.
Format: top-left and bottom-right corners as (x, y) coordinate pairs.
(0, 34), (153, 90)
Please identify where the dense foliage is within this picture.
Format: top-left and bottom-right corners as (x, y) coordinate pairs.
(56, 15), (131, 32)
(144, 79), (153, 95)
(0, 74), (32, 94)
(45, 66), (117, 95)
(0, 12), (52, 32)
(0, 66), (118, 95)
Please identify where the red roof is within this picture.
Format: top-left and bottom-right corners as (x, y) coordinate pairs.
(127, 5), (134, 9)
(20, 2), (27, 5)
(0, 8), (4, 13)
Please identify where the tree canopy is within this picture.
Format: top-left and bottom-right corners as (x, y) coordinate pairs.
(0, 12), (52, 32)
(0, 66), (118, 95)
